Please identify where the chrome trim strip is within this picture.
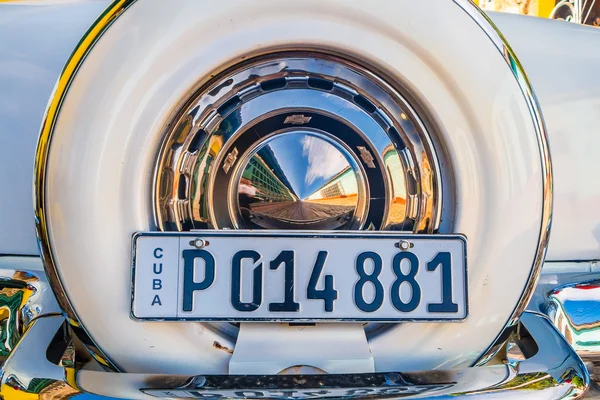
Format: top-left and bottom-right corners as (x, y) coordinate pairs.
(33, 0), (137, 372)
(154, 53), (442, 234)
(0, 312), (588, 399)
(452, 0), (554, 367)
(77, 313), (589, 398)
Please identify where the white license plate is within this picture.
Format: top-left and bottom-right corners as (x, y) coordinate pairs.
(131, 232), (467, 322)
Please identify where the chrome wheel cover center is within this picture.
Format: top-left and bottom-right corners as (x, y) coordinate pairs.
(155, 53), (441, 234)
(233, 130), (367, 230)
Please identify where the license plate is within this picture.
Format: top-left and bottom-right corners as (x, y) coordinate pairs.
(143, 385), (453, 399)
(141, 373), (455, 399)
(131, 232), (467, 322)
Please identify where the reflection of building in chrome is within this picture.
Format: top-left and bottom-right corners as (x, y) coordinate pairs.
(321, 183), (343, 199)
(191, 134), (223, 226)
(3, 376), (80, 399)
(383, 145), (408, 228)
(240, 146), (296, 203)
(306, 167), (357, 202)
(237, 132), (361, 230)
(383, 145), (406, 203)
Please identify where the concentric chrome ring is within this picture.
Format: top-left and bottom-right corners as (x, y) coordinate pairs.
(230, 129), (369, 230)
(154, 54), (442, 234)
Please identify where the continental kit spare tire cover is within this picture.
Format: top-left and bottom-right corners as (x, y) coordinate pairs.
(36, 0), (551, 373)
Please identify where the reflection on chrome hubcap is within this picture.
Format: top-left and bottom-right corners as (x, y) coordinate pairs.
(234, 130), (367, 230)
(154, 53), (441, 234)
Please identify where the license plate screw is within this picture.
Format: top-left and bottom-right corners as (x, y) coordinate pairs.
(191, 238), (207, 249)
(396, 240), (412, 251)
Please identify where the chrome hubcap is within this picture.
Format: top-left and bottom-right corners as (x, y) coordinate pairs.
(233, 130), (367, 230)
(155, 53), (441, 233)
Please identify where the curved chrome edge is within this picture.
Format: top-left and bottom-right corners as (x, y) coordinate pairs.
(0, 312), (588, 399)
(546, 279), (600, 361)
(0, 317), (110, 399)
(0, 257), (61, 364)
(75, 313), (588, 399)
(452, 0), (554, 367)
(33, 0), (137, 372)
(154, 53), (442, 234)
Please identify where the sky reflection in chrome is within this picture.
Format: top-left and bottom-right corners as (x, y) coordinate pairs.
(236, 131), (361, 229)
(254, 131), (352, 200)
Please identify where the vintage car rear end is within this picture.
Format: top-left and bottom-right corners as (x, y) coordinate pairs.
(0, 0), (599, 398)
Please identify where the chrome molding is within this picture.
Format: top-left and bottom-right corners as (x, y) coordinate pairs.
(154, 53), (442, 234)
(452, 0), (554, 366)
(0, 312), (588, 399)
(33, 0), (136, 372)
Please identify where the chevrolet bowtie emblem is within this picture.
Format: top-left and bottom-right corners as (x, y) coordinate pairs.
(284, 115), (312, 125)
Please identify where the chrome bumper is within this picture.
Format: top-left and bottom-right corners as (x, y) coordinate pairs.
(546, 279), (600, 361)
(0, 260), (591, 399)
(1, 313), (589, 399)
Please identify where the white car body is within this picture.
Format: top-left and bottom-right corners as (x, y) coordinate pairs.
(0, 1), (599, 399)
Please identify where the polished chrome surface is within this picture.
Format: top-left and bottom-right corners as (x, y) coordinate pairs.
(0, 316), (112, 399)
(33, 0), (133, 372)
(154, 54), (441, 234)
(527, 261), (600, 317)
(0, 257), (60, 364)
(546, 280), (600, 361)
(233, 130), (367, 230)
(454, 0), (554, 367)
(1, 312), (588, 399)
